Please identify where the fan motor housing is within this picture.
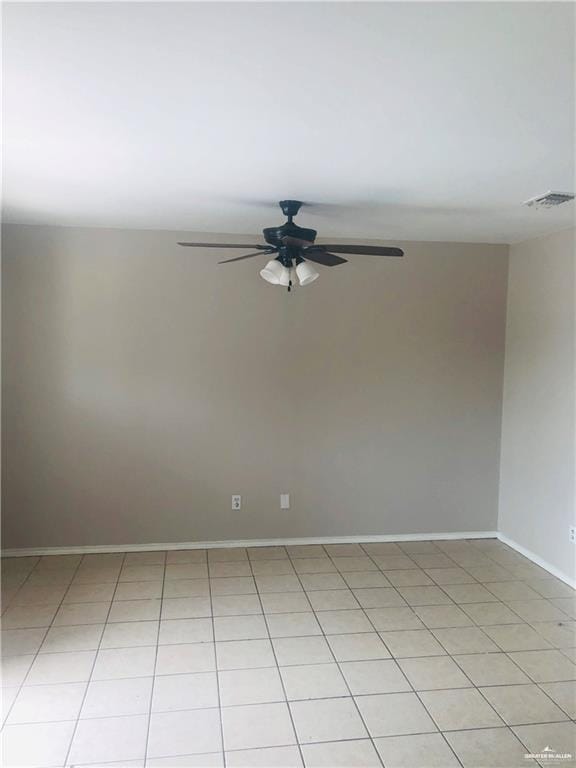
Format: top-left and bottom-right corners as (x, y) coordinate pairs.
(263, 223), (317, 247)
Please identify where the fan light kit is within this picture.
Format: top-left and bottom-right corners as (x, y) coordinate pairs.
(178, 200), (404, 291)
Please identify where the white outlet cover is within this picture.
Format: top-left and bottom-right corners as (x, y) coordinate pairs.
(280, 494), (290, 509)
(232, 495), (242, 510)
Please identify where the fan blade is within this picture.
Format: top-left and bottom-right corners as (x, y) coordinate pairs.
(178, 242), (270, 249)
(301, 250), (347, 267)
(281, 235), (317, 248)
(317, 244), (404, 257)
(218, 249), (276, 264)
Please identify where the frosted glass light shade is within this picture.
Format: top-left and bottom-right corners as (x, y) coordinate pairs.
(296, 260), (319, 286)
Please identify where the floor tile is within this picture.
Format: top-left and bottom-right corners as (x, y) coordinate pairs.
(120, 564), (165, 582)
(525, 578), (575, 599)
(68, 713), (149, 764)
(396, 586), (452, 606)
(507, 600), (569, 623)
(222, 702), (296, 750)
(219, 667), (285, 705)
(365, 607), (424, 631)
(53, 601), (110, 626)
(315, 609), (373, 634)
(420, 687), (503, 730)
(2, 604), (59, 628)
(216, 638), (276, 670)
(251, 560), (296, 576)
(166, 563), (209, 579)
(164, 578), (210, 598)
(260, 592), (312, 614)
(424, 568), (476, 585)
(40, 624), (104, 653)
(374, 732), (460, 767)
(124, 551), (166, 565)
(281, 663), (348, 700)
(214, 614), (269, 641)
(343, 572), (391, 588)
(441, 583), (499, 603)
(380, 629), (446, 658)
(27, 650), (96, 684)
(486, 581), (542, 601)
(162, 597), (212, 620)
(355, 692), (436, 737)
(267, 612), (322, 638)
(340, 659), (410, 694)
(166, 549), (207, 564)
(108, 598), (161, 622)
(212, 595), (262, 617)
(301, 739), (381, 767)
(327, 632), (390, 661)
(155, 643), (215, 675)
(287, 545), (327, 558)
(248, 546), (289, 561)
(92, 646), (156, 680)
(0, 628), (46, 657)
(11, 585), (67, 606)
(209, 577), (256, 596)
(81, 676), (153, 718)
(512, 721), (576, 759)
(152, 671), (218, 711)
(445, 727), (533, 767)
(508, 649), (576, 682)
(531, 620), (576, 648)
(331, 557), (377, 572)
(483, 623), (553, 651)
(412, 605), (473, 628)
(209, 562), (253, 579)
(100, 620), (159, 648)
(540, 681), (576, 718)
(208, 547), (248, 562)
(1, 654), (35, 687)
(308, 590), (360, 611)
(147, 754), (222, 767)
(115, 581), (163, 600)
(398, 655), (471, 690)
(453, 653), (531, 686)
(148, 708), (222, 757)
(159, 618), (213, 644)
(463, 565), (516, 583)
(432, 626), (499, 654)
(290, 697), (367, 743)
(461, 602), (523, 625)
(324, 544), (365, 557)
(292, 558), (337, 575)
(383, 570), (434, 587)
(1, 720), (76, 767)
(480, 683), (568, 725)
(7, 682), (85, 724)
(256, 575), (303, 593)
(300, 574), (348, 591)
(372, 556), (415, 571)
(272, 636), (333, 666)
(227, 746), (301, 768)
(352, 588), (406, 608)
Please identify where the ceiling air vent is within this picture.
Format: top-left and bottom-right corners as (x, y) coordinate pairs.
(523, 191), (575, 208)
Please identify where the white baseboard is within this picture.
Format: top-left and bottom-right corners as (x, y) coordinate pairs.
(497, 532), (576, 589)
(1, 530), (498, 558)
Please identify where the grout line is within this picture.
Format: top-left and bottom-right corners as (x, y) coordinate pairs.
(143, 550), (168, 766)
(62, 552), (127, 767)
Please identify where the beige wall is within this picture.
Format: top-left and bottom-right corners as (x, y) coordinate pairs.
(2, 224), (508, 549)
(499, 228), (575, 582)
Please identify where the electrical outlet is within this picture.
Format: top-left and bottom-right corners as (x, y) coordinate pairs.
(232, 495), (242, 511)
(280, 493), (290, 510)
(570, 526), (575, 543)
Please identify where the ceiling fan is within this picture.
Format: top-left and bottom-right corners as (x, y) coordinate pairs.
(178, 200), (403, 290)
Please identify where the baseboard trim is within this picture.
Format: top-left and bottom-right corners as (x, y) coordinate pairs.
(1, 530), (498, 558)
(496, 532), (576, 589)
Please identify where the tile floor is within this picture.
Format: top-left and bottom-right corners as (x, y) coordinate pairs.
(1, 539), (575, 767)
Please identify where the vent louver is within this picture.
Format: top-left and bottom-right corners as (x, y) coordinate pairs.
(523, 191), (575, 208)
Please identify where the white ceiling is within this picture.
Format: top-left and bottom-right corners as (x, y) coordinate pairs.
(3, 2), (575, 243)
